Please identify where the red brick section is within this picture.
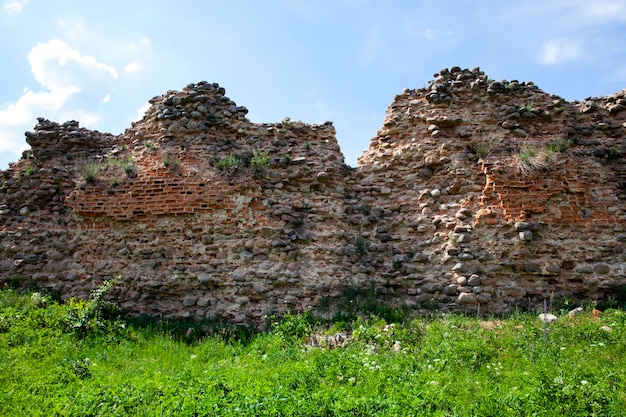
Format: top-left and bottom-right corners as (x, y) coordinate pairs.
(66, 164), (272, 229)
(479, 160), (619, 226)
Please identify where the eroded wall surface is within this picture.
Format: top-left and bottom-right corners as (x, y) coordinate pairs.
(1, 69), (625, 321)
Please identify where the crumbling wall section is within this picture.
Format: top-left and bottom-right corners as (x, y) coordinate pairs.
(1, 70), (625, 322)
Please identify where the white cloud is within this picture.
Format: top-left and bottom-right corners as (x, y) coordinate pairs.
(539, 38), (582, 65)
(124, 62), (142, 74)
(2, 0), (28, 12)
(58, 109), (101, 128)
(0, 86), (79, 155)
(102, 94), (111, 104)
(0, 39), (118, 160)
(134, 103), (151, 121)
(28, 39), (118, 89)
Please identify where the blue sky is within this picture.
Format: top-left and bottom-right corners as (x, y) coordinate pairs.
(1, 1), (625, 169)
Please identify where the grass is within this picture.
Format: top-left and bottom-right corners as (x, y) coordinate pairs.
(547, 138), (571, 153)
(1, 286), (625, 416)
(217, 155), (241, 171)
(516, 145), (553, 176)
(19, 166), (36, 177)
(106, 155), (138, 178)
(215, 149), (270, 178)
(76, 159), (101, 184)
(162, 152), (180, 170)
(608, 147), (620, 161)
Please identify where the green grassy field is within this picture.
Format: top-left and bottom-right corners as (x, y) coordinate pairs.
(1, 285), (625, 416)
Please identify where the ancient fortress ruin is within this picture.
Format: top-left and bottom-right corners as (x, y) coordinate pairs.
(1, 66), (625, 322)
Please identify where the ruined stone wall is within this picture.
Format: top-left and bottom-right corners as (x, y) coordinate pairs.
(1, 68), (625, 322)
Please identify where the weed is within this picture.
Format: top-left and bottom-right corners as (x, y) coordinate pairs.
(76, 159), (101, 184)
(607, 147), (620, 161)
(8, 275), (24, 288)
(304, 141), (312, 150)
(105, 156), (137, 178)
(143, 140), (155, 150)
(474, 143), (490, 158)
(123, 162), (137, 178)
(217, 155), (241, 170)
(392, 257), (403, 271)
(516, 145), (553, 175)
(522, 101), (534, 112)
(271, 310), (313, 343)
(283, 153), (292, 163)
(547, 138), (571, 153)
(251, 148), (270, 178)
(518, 146), (537, 161)
(449, 233), (461, 247)
(470, 138), (499, 159)
(65, 278), (124, 340)
(62, 357), (92, 380)
(162, 152), (180, 170)
(355, 236), (369, 256)
(18, 166), (36, 177)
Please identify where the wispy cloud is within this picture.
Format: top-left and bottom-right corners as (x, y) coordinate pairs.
(57, 19), (85, 39)
(128, 37), (151, 52)
(581, 1), (626, 22)
(2, 0), (28, 12)
(124, 62), (142, 74)
(539, 38), (582, 65)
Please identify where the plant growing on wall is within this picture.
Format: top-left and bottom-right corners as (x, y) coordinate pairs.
(547, 138), (571, 153)
(76, 159), (101, 184)
(515, 145), (553, 176)
(355, 236), (369, 256)
(162, 152), (180, 171)
(469, 137), (499, 159)
(105, 155), (137, 179)
(217, 155), (241, 170)
(19, 166), (36, 177)
(251, 148), (270, 178)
